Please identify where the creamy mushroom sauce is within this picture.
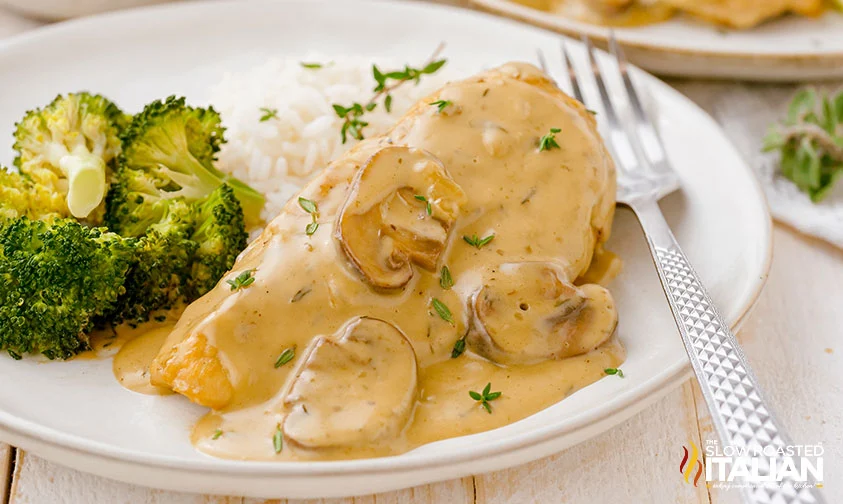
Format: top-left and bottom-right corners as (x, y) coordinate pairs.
(114, 63), (625, 461)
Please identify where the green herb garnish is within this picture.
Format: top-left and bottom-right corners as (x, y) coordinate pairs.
(604, 367), (625, 378)
(430, 99), (452, 113)
(227, 269), (255, 291)
(332, 103), (370, 143)
(440, 265), (453, 290)
(300, 62), (323, 69)
(298, 197), (317, 214)
(451, 334), (466, 358)
(259, 107), (278, 122)
(469, 382), (502, 414)
(763, 88), (843, 202)
(212, 429), (223, 440)
(431, 298), (454, 324)
(274, 347), (296, 368)
(273, 425), (283, 454)
(298, 197), (319, 235)
(463, 233), (495, 249)
(333, 44), (446, 143)
(414, 194), (433, 215)
(538, 127), (561, 151)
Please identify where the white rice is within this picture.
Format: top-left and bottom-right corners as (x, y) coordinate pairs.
(208, 55), (461, 221)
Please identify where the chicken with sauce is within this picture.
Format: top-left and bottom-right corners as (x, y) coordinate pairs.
(149, 62), (623, 461)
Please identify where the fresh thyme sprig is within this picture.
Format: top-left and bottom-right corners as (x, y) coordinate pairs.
(298, 197), (319, 235)
(431, 298), (454, 325)
(430, 99), (452, 113)
(539, 127), (561, 151)
(463, 233), (495, 249)
(469, 382), (502, 414)
(763, 88), (843, 202)
(451, 330), (467, 358)
(227, 269), (255, 291)
(259, 107), (278, 122)
(604, 367), (625, 378)
(440, 265), (453, 290)
(332, 43), (447, 144)
(414, 194), (433, 215)
(274, 346), (296, 368)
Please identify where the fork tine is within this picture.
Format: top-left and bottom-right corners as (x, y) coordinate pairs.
(581, 36), (636, 177)
(560, 42), (584, 103)
(610, 33), (670, 174)
(536, 49), (549, 73)
(583, 36), (617, 125)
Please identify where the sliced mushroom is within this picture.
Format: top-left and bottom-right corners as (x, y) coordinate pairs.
(336, 146), (467, 289)
(282, 317), (418, 451)
(467, 262), (617, 365)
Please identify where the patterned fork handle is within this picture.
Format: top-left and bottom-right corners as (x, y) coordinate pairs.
(633, 199), (825, 504)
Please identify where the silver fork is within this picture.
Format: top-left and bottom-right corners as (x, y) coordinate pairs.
(544, 37), (825, 504)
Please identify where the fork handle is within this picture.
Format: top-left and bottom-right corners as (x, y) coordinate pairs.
(631, 199), (824, 504)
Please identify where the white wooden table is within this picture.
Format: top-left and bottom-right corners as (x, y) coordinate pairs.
(0, 3), (840, 503)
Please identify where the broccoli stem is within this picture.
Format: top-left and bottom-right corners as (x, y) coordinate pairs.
(58, 149), (107, 219)
(156, 151), (264, 227)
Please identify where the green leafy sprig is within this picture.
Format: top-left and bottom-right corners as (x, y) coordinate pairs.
(259, 107), (278, 122)
(469, 382), (502, 414)
(763, 88), (843, 202)
(227, 269), (255, 291)
(463, 233), (495, 249)
(604, 367), (625, 378)
(332, 43), (447, 144)
(451, 331), (467, 358)
(274, 346), (296, 368)
(429, 99), (452, 114)
(298, 197), (319, 235)
(538, 127), (561, 152)
(431, 298), (454, 324)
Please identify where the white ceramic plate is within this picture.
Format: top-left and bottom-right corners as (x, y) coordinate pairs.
(472, 0), (843, 81)
(0, 0), (771, 498)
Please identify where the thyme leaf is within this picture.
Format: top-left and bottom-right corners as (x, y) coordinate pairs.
(538, 127), (562, 151)
(469, 382), (502, 414)
(227, 269), (255, 291)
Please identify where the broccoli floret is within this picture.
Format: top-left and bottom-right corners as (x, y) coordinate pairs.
(188, 184), (248, 299)
(109, 96), (264, 232)
(104, 186), (247, 325)
(108, 199), (198, 326)
(13, 92), (129, 222)
(0, 217), (133, 359)
(0, 166), (67, 222)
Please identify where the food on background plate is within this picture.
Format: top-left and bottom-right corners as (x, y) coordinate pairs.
(149, 62), (623, 461)
(512, 0), (837, 29)
(764, 88), (843, 202)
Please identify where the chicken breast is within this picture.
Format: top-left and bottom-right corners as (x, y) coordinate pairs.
(150, 62), (619, 460)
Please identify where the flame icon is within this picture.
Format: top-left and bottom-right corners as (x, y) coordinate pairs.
(680, 441), (704, 487)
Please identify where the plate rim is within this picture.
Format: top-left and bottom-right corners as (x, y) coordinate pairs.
(0, 0), (773, 489)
